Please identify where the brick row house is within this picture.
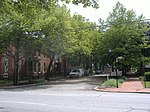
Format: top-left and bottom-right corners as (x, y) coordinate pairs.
(19, 51), (51, 80)
(0, 53), (14, 79)
(0, 45), (51, 80)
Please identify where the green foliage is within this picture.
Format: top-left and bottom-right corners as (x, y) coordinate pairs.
(0, 0), (149, 81)
(0, 80), (12, 83)
(145, 81), (150, 88)
(0, 0), (100, 77)
(0, 80), (12, 85)
(103, 79), (117, 87)
(63, 14), (100, 67)
(141, 77), (150, 88)
(0, 0), (98, 53)
(145, 72), (150, 81)
(71, 0), (99, 8)
(144, 57), (150, 65)
(103, 76), (126, 87)
(32, 79), (45, 84)
(94, 2), (148, 69)
(121, 76), (127, 81)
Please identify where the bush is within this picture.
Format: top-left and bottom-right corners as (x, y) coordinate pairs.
(103, 79), (116, 87)
(0, 80), (12, 85)
(139, 76), (144, 81)
(102, 76), (127, 87)
(145, 72), (150, 81)
(119, 79), (124, 83)
(121, 76), (127, 80)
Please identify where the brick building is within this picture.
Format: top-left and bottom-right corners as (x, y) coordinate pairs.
(0, 49), (51, 80)
(0, 53), (14, 79)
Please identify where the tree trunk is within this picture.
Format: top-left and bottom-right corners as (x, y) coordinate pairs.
(122, 64), (125, 76)
(13, 38), (19, 86)
(140, 59), (145, 76)
(46, 55), (55, 81)
(63, 56), (67, 78)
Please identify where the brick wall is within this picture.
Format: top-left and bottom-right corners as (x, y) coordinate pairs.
(8, 56), (14, 79)
(0, 49), (52, 80)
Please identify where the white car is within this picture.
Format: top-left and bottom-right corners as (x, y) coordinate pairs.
(69, 69), (84, 78)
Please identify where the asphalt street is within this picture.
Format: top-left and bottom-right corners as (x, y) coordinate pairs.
(0, 76), (150, 112)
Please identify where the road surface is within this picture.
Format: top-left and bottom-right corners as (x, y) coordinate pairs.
(0, 76), (150, 112)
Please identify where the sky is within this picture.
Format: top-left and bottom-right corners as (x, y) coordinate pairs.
(66, 0), (150, 23)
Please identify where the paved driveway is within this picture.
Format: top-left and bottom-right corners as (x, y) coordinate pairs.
(1, 75), (106, 93)
(20, 75), (106, 92)
(47, 75), (106, 90)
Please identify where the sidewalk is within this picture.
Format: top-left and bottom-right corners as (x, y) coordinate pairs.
(95, 78), (150, 93)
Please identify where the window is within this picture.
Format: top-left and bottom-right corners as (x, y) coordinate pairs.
(28, 61), (33, 72)
(44, 63), (46, 72)
(38, 62), (41, 73)
(3, 57), (8, 73)
(33, 61), (36, 72)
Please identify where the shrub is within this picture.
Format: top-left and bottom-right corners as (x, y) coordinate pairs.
(145, 72), (150, 81)
(102, 76), (127, 87)
(139, 76), (144, 81)
(103, 79), (117, 87)
(121, 76), (127, 80)
(119, 79), (124, 83)
(0, 80), (12, 83)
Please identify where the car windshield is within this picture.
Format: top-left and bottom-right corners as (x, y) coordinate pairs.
(71, 69), (79, 72)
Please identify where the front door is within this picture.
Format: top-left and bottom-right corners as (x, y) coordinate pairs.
(2, 56), (8, 78)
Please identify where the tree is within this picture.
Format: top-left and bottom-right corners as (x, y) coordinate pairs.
(40, 5), (74, 79)
(0, 0), (99, 84)
(64, 14), (100, 71)
(0, 0), (51, 85)
(96, 2), (148, 74)
(0, 0), (65, 84)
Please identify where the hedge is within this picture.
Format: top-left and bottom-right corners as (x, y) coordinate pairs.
(144, 72), (150, 81)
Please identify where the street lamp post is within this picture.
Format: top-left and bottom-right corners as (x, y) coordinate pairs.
(144, 77), (147, 88)
(109, 49), (119, 88)
(115, 58), (119, 88)
(142, 57), (146, 88)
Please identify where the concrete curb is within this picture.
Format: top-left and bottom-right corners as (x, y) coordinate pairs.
(94, 86), (101, 91)
(0, 77), (65, 90)
(0, 83), (46, 90)
(94, 86), (150, 94)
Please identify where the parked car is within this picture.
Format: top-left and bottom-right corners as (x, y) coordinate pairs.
(68, 69), (84, 78)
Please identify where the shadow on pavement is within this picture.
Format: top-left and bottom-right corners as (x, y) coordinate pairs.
(0, 75), (107, 92)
